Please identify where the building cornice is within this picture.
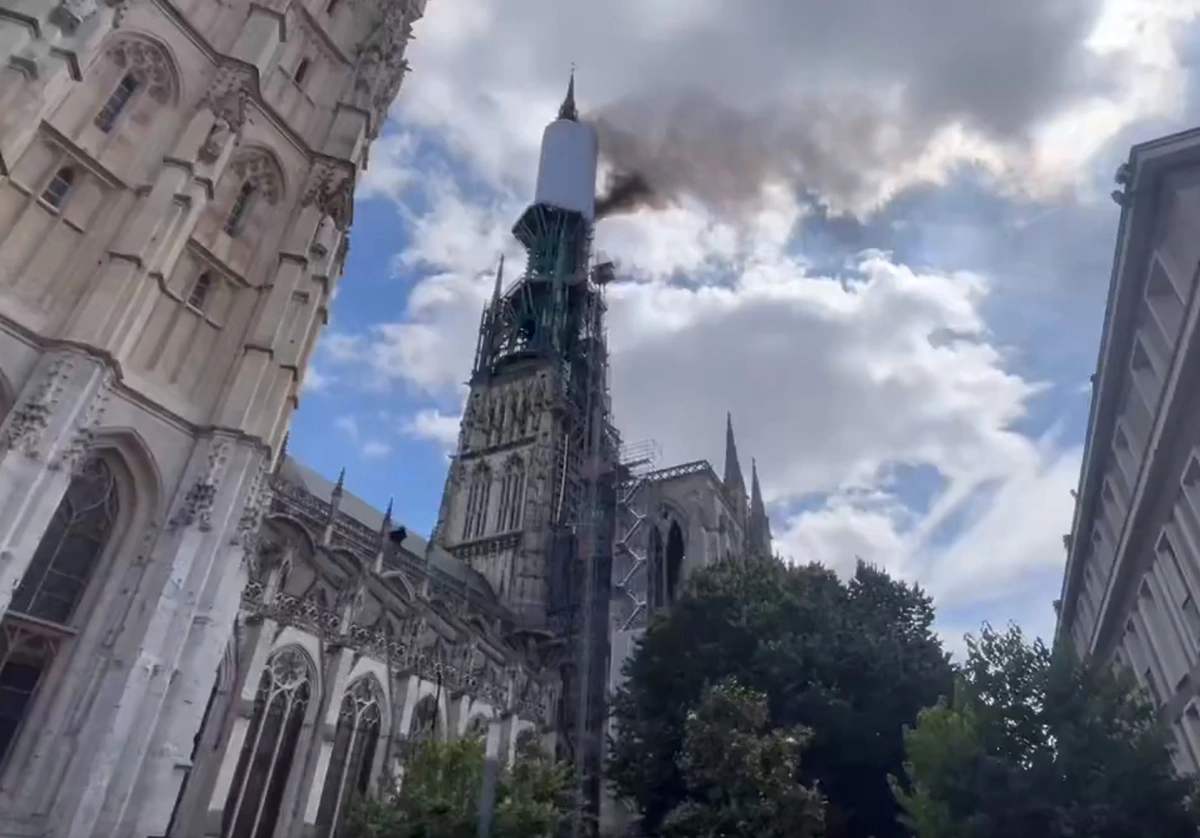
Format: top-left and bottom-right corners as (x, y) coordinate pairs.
(1059, 130), (1200, 647)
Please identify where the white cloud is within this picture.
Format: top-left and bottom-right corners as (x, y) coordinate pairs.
(301, 365), (330, 394)
(316, 0), (1200, 638)
(361, 439), (394, 459)
(402, 408), (463, 449)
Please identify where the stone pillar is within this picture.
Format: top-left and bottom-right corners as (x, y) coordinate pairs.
(0, 348), (110, 618)
(213, 202), (322, 435)
(40, 436), (263, 838)
(128, 456), (270, 837)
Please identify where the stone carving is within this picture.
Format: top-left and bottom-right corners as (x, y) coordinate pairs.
(0, 355), (74, 461)
(50, 0), (99, 33)
(232, 455), (272, 548)
(201, 64), (255, 131)
(229, 148), (285, 205)
(52, 370), (112, 474)
(106, 35), (176, 104)
(106, 0), (131, 29)
(198, 116), (233, 165)
(169, 437), (231, 531)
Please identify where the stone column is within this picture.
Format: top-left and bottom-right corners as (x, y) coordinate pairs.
(44, 436), (263, 838)
(213, 201), (323, 435)
(0, 349), (111, 618)
(128, 457), (270, 836)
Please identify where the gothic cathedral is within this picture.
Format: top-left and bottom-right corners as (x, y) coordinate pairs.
(0, 2), (772, 835)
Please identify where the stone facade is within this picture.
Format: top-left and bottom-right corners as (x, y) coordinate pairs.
(1056, 126), (1200, 776)
(0, 1), (517, 836)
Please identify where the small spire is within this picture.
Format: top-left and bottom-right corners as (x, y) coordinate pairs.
(723, 412), (745, 494)
(749, 459), (771, 555)
(558, 66), (578, 122)
(274, 432), (289, 474)
(381, 497), (394, 532)
(332, 467), (345, 497)
(492, 254), (505, 302)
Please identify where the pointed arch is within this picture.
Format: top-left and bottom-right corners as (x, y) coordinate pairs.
(222, 645), (316, 838)
(463, 712), (489, 740)
(264, 514), (319, 559)
(98, 31), (183, 106)
(647, 526), (665, 612)
(461, 461), (492, 541)
(666, 520), (685, 604)
(315, 675), (383, 836)
(227, 145), (287, 206)
(0, 366), (14, 422)
(409, 693), (440, 741)
(495, 454), (526, 533)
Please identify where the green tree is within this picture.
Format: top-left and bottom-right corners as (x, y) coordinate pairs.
(609, 555), (953, 838)
(344, 736), (572, 838)
(892, 623), (1200, 838)
(493, 737), (574, 837)
(661, 680), (825, 838)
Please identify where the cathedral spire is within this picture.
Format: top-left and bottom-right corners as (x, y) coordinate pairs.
(723, 412), (745, 493)
(492, 254), (505, 302)
(558, 67), (578, 122)
(749, 459), (772, 555)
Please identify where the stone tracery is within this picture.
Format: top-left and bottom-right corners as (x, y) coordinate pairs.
(103, 35), (178, 104)
(228, 147), (286, 206)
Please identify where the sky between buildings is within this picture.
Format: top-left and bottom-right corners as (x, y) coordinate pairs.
(287, 0), (1200, 654)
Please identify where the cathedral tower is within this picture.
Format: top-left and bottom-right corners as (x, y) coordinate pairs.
(432, 74), (615, 631)
(432, 73), (617, 833)
(0, 1), (424, 835)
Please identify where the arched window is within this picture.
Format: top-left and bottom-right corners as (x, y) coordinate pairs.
(94, 74), (139, 133)
(222, 647), (312, 838)
(494, 458), (525, 533)
(463, 714), (488, 741)
(188, 271), (213, 312)
(666, 520), (685, 603)
(293, 59), (311, 87)
(223, 181), (257, 237)
(409, 695), (439, 742)
(0, 456), (120, 765)
(647, 527), (665, 612)
(461, 465), (492, 541)
(40, 167), (75, 210)
(316, 678), (381, 837)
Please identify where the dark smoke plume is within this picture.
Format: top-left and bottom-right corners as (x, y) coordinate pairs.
(595, 170), (660, 219)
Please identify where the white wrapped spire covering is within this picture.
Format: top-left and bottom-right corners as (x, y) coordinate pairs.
(532, 84), (599, 221)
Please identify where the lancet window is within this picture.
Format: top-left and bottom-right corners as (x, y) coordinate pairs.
(464, 714), (488, 741)
(409, 695), (439, 742)
(0, 456), (119, 767)
(94, 74), (139, 132)
(494, 457), (525, 532)
(647, 526), (665, 612)
(188, 271), (214, 311)
(461, 465), (492, 541)
(222, 647), (313, 838)
(316, 678), (382, 837)
(223, 181), (257, 237)
(40, 167), (75, 210)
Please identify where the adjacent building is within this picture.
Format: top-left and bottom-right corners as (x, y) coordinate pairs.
(1056, 126), (1200, 774)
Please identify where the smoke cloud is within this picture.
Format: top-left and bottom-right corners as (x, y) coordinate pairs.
(569, 0), (1107, 220)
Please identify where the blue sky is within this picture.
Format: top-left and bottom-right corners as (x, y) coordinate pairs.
(292, 0), (1200, 651)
